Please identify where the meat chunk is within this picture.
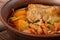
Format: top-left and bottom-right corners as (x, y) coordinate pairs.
(27, 4), (60, 23)
(27, 4), (48, 22)
(43, 6), (60, 22)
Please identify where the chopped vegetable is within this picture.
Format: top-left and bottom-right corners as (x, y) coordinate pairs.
(10, 17), (19, 22)
(34, 23), (39, 26)
(15, 20), (28, 31)
(24, 23), (29, 28)
(48, 23), (54, 26)
(48, 21), (54, 26)
(48, 30), (52, 33)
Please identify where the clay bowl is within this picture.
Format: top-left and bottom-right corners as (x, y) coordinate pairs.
(0, 0), (60, 40)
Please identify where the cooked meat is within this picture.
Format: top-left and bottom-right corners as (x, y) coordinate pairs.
(27, 4), (60, 23)
(44, 6), (60, 22)
(27, 4), (45, 22)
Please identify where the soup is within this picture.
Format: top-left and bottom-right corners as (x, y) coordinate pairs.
(9, 4), (60, 35)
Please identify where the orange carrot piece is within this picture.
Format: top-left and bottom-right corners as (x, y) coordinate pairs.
(42, 23), (48, 34)
(29, 24), (37, 30)
(30, 28), (37, 34)
(50, 31), (57, 34)
(15, 20), (28, 31)
(55, 22), (60, 31)
(18, 15), (26, 20)
(13, 9), (26, 17)
(37, 26), (43, 34)
(27, 27), (37, 34)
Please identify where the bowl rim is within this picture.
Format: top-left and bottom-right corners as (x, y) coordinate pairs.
(0, 0), (60, 38)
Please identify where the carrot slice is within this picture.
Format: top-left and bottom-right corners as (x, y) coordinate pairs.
(42, 23), (48, 34)
(13, 9), (26, 17)
(18, 15), (26, 20)
(30, 28), (37, 34)
(55, 22), (60, 31)
(29, 24), (37, 30)
(50, 31), (57, 34)
(27, 28), (37, 34)
(37, 26), (43, 34)
(15, 20), (29, 31)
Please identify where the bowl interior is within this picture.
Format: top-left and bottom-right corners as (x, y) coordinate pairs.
(1, 0), (60, 37)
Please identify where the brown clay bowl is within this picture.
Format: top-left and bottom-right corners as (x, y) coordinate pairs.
(0, 0), (60, 40)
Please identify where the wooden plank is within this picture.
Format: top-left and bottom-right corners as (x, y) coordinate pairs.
(0, 30), (13, 40)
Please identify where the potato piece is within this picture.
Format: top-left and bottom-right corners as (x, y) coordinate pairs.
(15, 20), (29, 31)
(13, 9), (26, 17)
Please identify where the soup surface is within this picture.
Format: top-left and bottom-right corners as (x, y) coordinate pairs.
(9, 4), (60, 35)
